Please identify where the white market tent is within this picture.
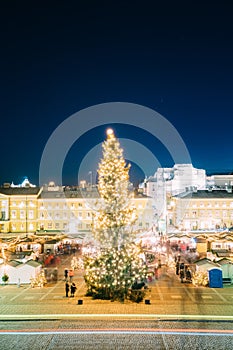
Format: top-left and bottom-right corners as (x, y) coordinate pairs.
(0, 259), (41, 284)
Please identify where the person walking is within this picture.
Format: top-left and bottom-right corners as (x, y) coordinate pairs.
(68, 269), (74, 282)
(180, 269), (185, 283)
(175, 261), (180, 275)
(64, 268), (68, 281)
(70, 282), (77, 297)
(65, 282), (70, 297)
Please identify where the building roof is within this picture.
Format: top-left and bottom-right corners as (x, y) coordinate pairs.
(39, 188), (100, 199)
(26, 260), (41, 268)
(0, 187), (41, 196)
(38, 188), (151, 199)
(217, 258), (233, 265)
(194, 258), (219, 267)
(175, 190), (233, 199)
(7, 260), (23, 267)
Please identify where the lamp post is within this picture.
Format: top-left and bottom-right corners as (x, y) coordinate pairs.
(88, 171), (92, 187)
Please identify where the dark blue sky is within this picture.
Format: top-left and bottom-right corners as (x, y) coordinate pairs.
(1, 1), (233, 186)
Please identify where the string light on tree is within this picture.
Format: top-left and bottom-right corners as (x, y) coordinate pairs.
(84, 128), (148, 302)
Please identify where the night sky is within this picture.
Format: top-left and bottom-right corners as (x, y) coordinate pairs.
(1, 1), (233, 186)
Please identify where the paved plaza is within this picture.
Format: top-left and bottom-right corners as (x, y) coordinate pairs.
(1, 254), (233, 349)
(0, 254), (233, 320)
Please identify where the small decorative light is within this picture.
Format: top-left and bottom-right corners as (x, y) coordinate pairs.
(106, 128), (114, 137)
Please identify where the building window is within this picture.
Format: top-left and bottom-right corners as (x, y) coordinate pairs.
(63, 223), (67, 230)
(20, 210), (25, 219)
(78, 212), (82, 218)
(20, 223), (24, 230)
(29, 210), (34, 219)
(48, 222), (52, 229)
(78, 223), (82, 229)
(19, 201), (25, 208)
(29, 223), (34, 230)
(78, 203), (82, 207)
(12, 224), (16, 231)
(55, 223), (60, 229)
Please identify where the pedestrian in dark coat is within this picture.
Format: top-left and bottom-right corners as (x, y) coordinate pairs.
(64, 268), (68, 281)
(70, 282), (77, 297)
(180, 269), (185, 283)
(65, 282), (69, 297)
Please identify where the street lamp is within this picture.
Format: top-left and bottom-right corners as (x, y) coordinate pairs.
(88, 171), (92, 186)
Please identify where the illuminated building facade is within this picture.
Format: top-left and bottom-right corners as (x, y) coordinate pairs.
(0, 181), (154, 234)
(172, 189), (233, 231)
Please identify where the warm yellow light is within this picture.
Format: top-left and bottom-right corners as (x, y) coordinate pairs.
(106, 128), (114, 137)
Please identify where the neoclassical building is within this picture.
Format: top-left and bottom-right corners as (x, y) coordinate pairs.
(0, 181), (154, 235)
(171, 189), (233, 231)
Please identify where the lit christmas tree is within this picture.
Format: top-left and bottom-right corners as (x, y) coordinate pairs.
(84, 128), (148, 302)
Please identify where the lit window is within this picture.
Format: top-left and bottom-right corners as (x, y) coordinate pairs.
(20, 210), (25, 219)
(29, 210), (34, 219)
